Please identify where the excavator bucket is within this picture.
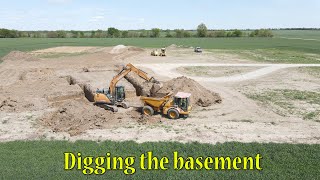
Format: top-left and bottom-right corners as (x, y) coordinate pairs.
(150, 83), (163, 96)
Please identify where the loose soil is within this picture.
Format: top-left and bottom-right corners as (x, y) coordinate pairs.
(0, 46), (319, 144)
(2, 51), (40, 62)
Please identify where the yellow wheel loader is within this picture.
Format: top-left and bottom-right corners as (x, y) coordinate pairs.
(94, 63), (162, 112)
(140, 92), (192, 119)
(159, 48), (166, 56)
(151, 49), (159, 56)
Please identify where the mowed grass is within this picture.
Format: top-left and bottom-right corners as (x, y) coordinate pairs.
(247, 89), (320, 121)
(0, 140), (319, 179)
(298, 67), (320, 78)
(210, 49), (320, 64)
(1, 37), (320, 59)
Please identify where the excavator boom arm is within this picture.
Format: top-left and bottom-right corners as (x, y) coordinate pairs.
(109, 63), (154, 95)
(126, 63), (152, 81)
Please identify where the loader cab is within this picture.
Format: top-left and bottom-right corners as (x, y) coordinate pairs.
(174, 92), (191, 112)
(115, 85), (125, 102)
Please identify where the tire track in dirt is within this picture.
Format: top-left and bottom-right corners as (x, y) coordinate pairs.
(136, 63), (320, 82)
(0, 69), (20, 86)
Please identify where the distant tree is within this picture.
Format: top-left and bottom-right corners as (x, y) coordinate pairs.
(47, 31), (58, 38)
(151, 28), (161, 38)
(33, 32), (41, 38)
(183, 31), (191, 37)
(174, 29), (184, 38)
(90, 31), (96, 38)
(95, 30), (104, 38)
(207, 31), (214, 37)
(214, 30), (226, 37)
(107, 27), (120, 38)
(79, 31), (85, 38)
(232, 29), (243, 37)
(226, 31), (233, 37)
(128, 31), (140, 38)
(56, 30), (67, 38)
(250, 29), (273, 37)
(70, 30), (79, 38)
(0, 28), (18, 38)
(165, 29), (173, 38)
(121, 31), (129, 38)
(197, 23), (208, 37)
(139, 30), (150, 38)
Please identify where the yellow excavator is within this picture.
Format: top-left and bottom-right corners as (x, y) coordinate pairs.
(140, 92), (192, 119)
(94, 63), (161, 112)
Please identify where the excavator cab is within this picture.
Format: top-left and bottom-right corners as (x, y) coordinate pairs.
(115, 86), (125, 102)
(174, 92), (191, 112)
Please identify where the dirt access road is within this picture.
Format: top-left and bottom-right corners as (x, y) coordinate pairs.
(136, 63), (320, 82)
(0, 46), (319, 144)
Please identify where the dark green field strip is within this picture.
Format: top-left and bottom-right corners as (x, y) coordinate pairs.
(0, 141), (319, 179)
(1, 37), (320, 58)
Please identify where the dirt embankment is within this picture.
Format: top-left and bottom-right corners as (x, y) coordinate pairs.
(2, 51), (40, 62)
(110, 45), (144, 54)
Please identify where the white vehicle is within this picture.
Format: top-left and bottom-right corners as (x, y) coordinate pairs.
(194, 47), (203, 53)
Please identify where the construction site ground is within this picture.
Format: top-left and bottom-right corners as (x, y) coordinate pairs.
(0, 45), (319, 144)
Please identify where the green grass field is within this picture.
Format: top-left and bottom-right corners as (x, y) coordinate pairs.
(273, 30), (320, 40)
(1, 36), (320, 60)
(0, 140), (319, 179)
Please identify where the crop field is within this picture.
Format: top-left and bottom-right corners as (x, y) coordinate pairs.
(273, 30), (320, 40)
(0, 141), (319, 179)
(1, 31), (320, 59)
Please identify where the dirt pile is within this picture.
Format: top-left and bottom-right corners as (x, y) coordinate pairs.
(110, 45), (127, 54)
(167, 44), (178, 49)
(128, 46), (144, 52)
(40, 99), (121, 136)
(110, 45), (144, 55)
(2, 51), (40, 62)
(156, 76), (222, 107)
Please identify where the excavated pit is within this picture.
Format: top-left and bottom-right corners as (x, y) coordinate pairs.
(65, 75), (95, 102)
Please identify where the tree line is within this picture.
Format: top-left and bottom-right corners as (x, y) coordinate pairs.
(0, 23), (275, 38)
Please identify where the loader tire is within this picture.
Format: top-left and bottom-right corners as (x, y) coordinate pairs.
(168, 109), (179, 119)
(142, 106), (154, 116)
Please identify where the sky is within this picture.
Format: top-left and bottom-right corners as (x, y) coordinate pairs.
(0, 0), (319, 30)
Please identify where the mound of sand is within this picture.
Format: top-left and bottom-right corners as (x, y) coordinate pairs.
(128, 46), (144, 52)
(156, 76), (222, 107)
(110, 45), (127, 54)
(2, 51), (40, 62)
(110, 45), (144, 54)
(40, 100), (120, 136)
(167, 44), (181, 49)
